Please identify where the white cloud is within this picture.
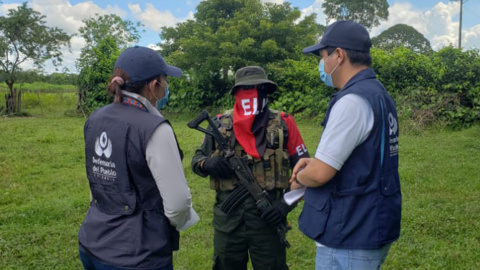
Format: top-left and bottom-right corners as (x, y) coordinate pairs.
(370, 3), (427, 37)
(30, 0), (118, 73)
(60, 35), (85, 73)
(128, 4), (141, 15)
(463, 24), (480, 49)
(0, 0), (103, 73)
(129, 3), (193, 32)
(104, 4), (127, 18)
(299, 0), (327, 26)
(27, 0), (105, 34)
(0, 0), (195, 74)
(371, 1), (480, 50)
(0, 3), (22, 14)
(147, 44), (162, 51)
(261, 0), (284, 4)
(302, 0), (480, 51)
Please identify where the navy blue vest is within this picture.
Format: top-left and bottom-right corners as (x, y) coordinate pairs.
(79, 100), (180, 268)
(299, 68), (401, 249)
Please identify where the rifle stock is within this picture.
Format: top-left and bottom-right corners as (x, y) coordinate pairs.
(187, 110), (230, 154)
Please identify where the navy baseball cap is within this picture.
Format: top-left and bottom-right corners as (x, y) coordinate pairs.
(114, 46), (183, 85)
(303, 20), (372, 56)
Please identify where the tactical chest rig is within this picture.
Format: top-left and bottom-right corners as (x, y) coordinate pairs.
(209, 109), (290, 191)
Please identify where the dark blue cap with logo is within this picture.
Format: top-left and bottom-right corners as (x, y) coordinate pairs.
(114, 46), (183, 85)
(303, 20), (372, 56)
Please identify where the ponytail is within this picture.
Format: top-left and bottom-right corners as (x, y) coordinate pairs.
(107, 69), (128, 103)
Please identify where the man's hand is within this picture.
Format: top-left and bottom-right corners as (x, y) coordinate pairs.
(289, 158), (311, 185)
(289, 158), (337, 188)
(290, 181), (304, 191)
(201, 157), (235, 178)
(261, 200), (290, 228)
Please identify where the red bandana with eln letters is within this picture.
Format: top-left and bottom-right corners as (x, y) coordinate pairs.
(233, 88), (269, 159)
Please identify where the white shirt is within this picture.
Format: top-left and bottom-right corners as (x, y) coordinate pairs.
(315, 93), (374, 170)
(124, 91), (200, 231)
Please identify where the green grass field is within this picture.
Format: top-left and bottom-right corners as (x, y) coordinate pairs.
(0, 93), (479, 269)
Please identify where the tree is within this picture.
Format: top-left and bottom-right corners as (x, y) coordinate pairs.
(160, 0), (318, 110)
(76, 14), (143, 71)
(0, 2), (71, 114)
(77, 37), (120, 114)
(322, 0), (389, 30)
(76, 14), (143, 113)
(372, 24), (433, 54)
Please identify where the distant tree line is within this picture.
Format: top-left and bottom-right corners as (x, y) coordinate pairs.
(0, 70), (78, 85)
(1, 0), (478, 129)
(156, 0), (480, 128)
(54, 0), (480, 128)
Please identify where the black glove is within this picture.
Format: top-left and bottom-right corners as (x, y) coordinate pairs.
(260, 200), (290, 228)
(201, 157), (235, 178)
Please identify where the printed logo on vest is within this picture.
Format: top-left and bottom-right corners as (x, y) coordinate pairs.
(388, 113), (399, 157)
(95, 132), (112, 158)
(388, 113), (398, 136)
(91, 132), (117, 181)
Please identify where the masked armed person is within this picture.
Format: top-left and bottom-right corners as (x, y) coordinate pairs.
(191, 66), (310, 270)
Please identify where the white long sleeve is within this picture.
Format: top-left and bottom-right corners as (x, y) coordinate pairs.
(121, 91), (199, 231)
(146, 124), (200, 231)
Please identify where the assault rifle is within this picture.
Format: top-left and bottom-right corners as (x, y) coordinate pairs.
(188, 110), (290, 248)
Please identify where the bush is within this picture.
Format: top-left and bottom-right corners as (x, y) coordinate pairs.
(268, 57), (332, 120)
(77, 45), (480, 130)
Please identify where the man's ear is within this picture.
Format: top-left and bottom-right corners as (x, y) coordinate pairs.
(335, 48), (346, 65)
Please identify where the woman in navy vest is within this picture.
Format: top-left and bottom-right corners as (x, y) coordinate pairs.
(289, 21), (401, 270)
(78, 46), (199, 270)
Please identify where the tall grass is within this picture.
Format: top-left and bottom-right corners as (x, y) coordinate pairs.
(0, 82), (77, 117)
(0, 94), (479, 269)
(0, 91), (77, 117)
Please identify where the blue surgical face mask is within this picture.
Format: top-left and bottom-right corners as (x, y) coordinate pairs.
(318, 52), (339, 88)
(152, 81), (169, 110)
(156, 85), (169, 110)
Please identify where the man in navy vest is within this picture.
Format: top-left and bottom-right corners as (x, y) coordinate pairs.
(289, 20), (401, 269)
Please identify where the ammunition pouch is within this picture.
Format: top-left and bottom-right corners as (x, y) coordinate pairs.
(209, 109), (290, 192)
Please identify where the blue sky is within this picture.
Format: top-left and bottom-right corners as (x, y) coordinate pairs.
(1, 0), (479, 73)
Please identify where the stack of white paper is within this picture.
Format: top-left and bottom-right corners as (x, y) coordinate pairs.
(283, 187), (306, 205)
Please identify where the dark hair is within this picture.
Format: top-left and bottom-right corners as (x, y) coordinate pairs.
(107, 69), (128, 103)
(107, 68), (163, 103)
(325, 47), (371, 67)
